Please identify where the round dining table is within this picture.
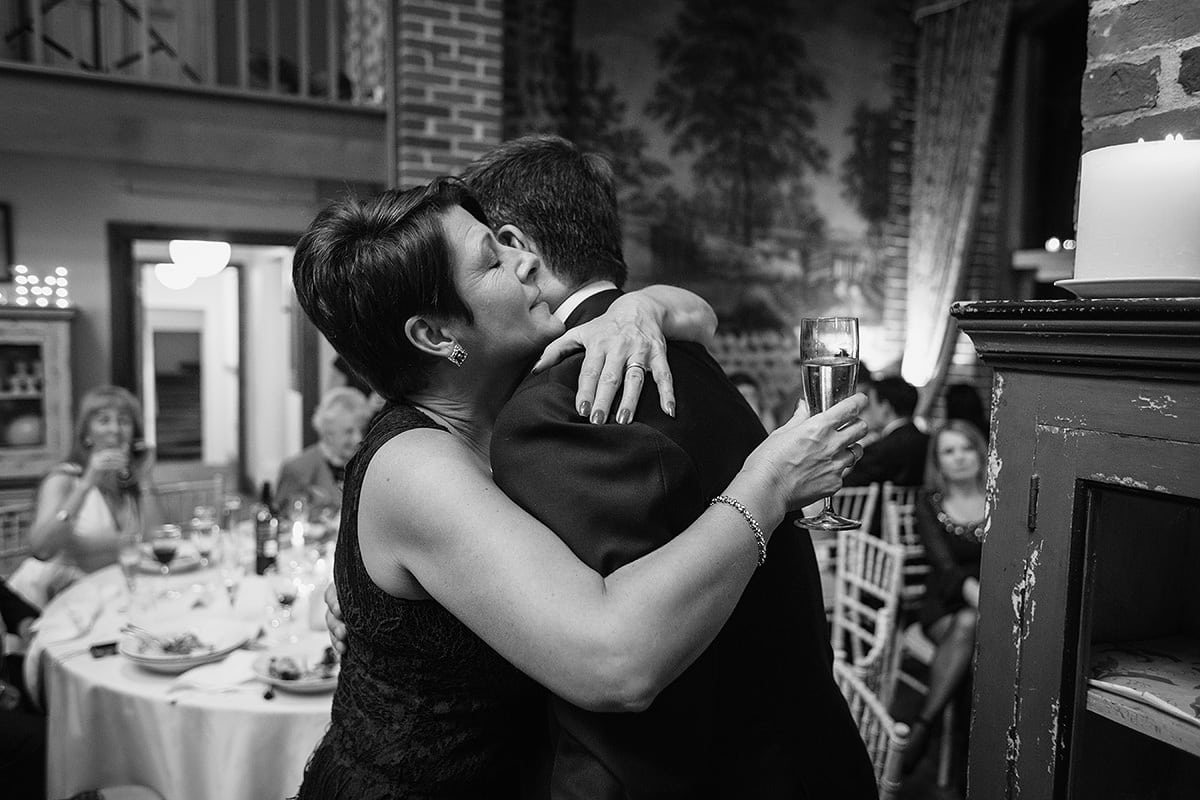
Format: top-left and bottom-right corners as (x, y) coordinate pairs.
(28, 558), (336, 800)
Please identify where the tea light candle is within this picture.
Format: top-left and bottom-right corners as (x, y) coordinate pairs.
(1073, 136), (1200, 281)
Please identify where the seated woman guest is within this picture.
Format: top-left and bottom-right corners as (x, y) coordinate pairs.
(275, 386), (369, 517)
(9, 386), (160, 608)
(904, 419), (987, 772)
(292, 180), (867, 798)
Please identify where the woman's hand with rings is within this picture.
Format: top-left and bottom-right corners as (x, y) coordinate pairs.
(846, 441), (864, 471)
(531, 299), (675, 425)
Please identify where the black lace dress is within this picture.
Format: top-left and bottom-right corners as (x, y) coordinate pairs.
(297, 404), (541, 800)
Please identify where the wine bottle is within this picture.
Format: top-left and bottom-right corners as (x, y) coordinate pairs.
(254, 481), (278, 575)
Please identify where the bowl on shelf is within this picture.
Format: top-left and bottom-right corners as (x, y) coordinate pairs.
(4, 414), (44, 446)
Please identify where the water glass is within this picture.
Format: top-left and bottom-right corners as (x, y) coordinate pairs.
(189, 505), (218, 567)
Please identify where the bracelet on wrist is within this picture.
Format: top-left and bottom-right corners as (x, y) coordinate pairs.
(709, 494), (767, 567)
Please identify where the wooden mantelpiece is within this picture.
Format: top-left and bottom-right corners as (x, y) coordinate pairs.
(952, 299), (1200, 800)
(951, 298), (1200, 378)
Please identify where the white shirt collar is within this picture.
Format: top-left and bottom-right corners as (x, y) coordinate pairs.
(880, 417), (910, 439)
(553, 281), (618, 323)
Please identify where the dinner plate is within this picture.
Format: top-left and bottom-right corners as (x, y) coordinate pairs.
(252, 651), (340, 694)
(1054, 277), (1200, 299)
(119, 618), (256, 674)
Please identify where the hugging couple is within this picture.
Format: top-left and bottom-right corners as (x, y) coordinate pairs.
(293, 134), (878, 800)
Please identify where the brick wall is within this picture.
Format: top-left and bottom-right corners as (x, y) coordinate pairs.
(1083, 0), (1200, 150)
(879, 0), (919, 376)
(390, 0), (504, 185)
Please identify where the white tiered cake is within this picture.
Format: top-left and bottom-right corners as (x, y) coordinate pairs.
(1058, 138), (1200, 298)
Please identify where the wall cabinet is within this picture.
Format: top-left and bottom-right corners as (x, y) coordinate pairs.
(0, 307), (73, 499)
(954, 299), (1200, 800)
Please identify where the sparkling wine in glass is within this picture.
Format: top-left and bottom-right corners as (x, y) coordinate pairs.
(150, 524), (182, 575)
(796, 316), (862, 531)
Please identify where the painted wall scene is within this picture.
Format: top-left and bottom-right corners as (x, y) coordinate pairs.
(564, 0), (898, 346)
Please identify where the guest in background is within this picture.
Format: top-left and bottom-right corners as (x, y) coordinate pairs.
(275, 387), (370, 518)
(944, 382), (989, 441)
(728, 371), (777, 431)
(843, 375), (929, 488)
(0, 576), (44, 799)
(903, 420), (987, 773)
(10, 386), (159, 609)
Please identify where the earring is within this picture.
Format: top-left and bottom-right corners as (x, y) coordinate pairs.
(448, 343), (468, 367)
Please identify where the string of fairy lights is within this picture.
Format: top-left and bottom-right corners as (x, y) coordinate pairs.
(3, 265), (71, 308)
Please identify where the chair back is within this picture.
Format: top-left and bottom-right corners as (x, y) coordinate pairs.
(831, 528), (903, 695)
(830, 483), (881, 536)
(880, 482), (919, 542)
(0, 501), (35, 577)
(833, 658), (910, 800)
(151, 475), (225, 527)
(884, 499), (929, 619)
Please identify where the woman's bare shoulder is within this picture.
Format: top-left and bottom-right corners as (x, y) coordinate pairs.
(361, 429), (489, 526)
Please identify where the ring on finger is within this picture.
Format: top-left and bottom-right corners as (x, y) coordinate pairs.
(626, 362), (647, 374)
(848, 442), (864, 461)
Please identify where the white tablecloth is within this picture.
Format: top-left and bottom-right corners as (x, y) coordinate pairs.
(31, 564), (334, 800)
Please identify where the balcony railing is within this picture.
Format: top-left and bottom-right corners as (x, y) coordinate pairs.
(1, 0), (386, 105)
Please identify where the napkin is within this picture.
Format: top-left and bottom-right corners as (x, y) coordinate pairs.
(168, 650), (259, 693)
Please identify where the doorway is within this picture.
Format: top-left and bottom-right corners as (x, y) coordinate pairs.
(109, 223), (325, 495)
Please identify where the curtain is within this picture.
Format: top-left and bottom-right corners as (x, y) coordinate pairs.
(901, 0), (1012, 393)
(344, 0), (389, 104)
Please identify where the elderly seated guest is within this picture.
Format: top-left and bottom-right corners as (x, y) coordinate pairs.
(275, 387), (369, 518)
(9, 386), (160, 609)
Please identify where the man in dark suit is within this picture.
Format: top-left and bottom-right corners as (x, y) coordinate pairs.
(843, 375), (929, 489)
(467, 135), (877, 799)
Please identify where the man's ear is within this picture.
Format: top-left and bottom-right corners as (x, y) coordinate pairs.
(404, 314), (457, 360)
(497, 224), (537, 254)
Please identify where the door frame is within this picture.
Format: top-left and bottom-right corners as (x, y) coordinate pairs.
(108, 222), (320, 494)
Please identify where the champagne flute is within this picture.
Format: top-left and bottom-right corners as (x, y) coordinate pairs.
(218, 528), (246, 609)
(116, 501), (143, 600)
(795, 316), (863, 531)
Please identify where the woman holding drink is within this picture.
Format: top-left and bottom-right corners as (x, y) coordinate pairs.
(10, 386), (162, 608)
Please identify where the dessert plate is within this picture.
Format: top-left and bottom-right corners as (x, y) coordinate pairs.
(1054, 277), (1200, 299)
(253, 648), (340, 694)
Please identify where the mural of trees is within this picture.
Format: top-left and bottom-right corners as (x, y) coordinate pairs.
(645, 0), (829, 247)
(841, 102), (893, 238)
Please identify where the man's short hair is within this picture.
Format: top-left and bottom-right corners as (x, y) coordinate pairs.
(459, 134), (627, 288)
(293, 178), (484, 402)
(872, 376), (919, 418)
